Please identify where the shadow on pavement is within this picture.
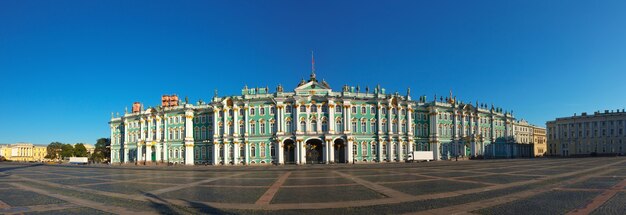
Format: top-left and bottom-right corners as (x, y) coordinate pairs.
(0, 163), (43, 172)
(142, 192), (231, 214)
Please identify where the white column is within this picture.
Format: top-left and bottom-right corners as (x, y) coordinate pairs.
(295, 140), (300, 164)
(233, 142), (240, 165)
(408, 140), (414, 154)
(377, 104), (382, 134)
(408, 107), (413, 136)
(136, 143), (142, 163)
(327, 140), (333, 163)
(184, 110), (195, 165)
(377, 140), (383, 162)
(145, 142), (152, 163)
(388, 141), (394, 161)
(295, 104), (301, 132)
(306, 105), (311, 132)
(147, 117), (153, 142)
(278, 141), (284, 164)
(224, 143), (230, 165)
(123, 121), (129, 163)
(398, 141), (403, 161)
(140, 118), (145, 141)
(156, 117), (162, 162)
(344, 105), (349, 132)
(387, 107), (393, 134)
(245, 142), (250, 165)
(223, 108), (229, 136)
(214, 109), (220, 137)
(233, 105), (239, 136)
(299, 140), (306, 164)
(323, 140), (328, 164)
(212, 142), (219, 165)
(329, 102), (335, 133)
(163, 118), (169, 163)
(347, 139), (353, 163)
(317, 105), (322, 132)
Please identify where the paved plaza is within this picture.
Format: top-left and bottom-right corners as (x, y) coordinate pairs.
(1, 157), (625, 214)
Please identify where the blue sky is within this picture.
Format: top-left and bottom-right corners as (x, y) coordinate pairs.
(1, 0), (625, 145)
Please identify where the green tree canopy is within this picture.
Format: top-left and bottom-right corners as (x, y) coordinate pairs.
(45, 142), (64, 160)
(60, 144), (74, 159)
(91, 138), (111, 163)
(74, 143), (88, 157)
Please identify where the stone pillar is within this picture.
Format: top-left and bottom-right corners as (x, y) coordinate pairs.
(214, 109), (220, 137)
(212, 142), (219, 165)
(388, 141), (394, 162)
(163, 117), (169, 163)
(398, 141), (403, 162)
(295, 104), (301, 133)
(300, 140), (306, 164)
(233, 142), (240, 165)
(145, 142), (152, 164)
(245, 141), (250, 165)
(388, 107), (393, 134)
(329, 102), (335, 133)
(344, 105), (349, 132)
(317, 105), (322, 132)
(136, 143), (142, 163)
(328, 139), (334, 163)
(155, 117), (162, 162)
(184, 110), (195, 165)
(295, 140), (301, 164)
(224, 142), (230, 165)
(140, 118), (146, 141)
(377, 140), (383, 162)
(123, 120), (129, 163)
(223, 108), (229, 136)
(377, 104), (382, 134)
(278, 141), (284, 165)
(347, 138), (354, 163)
(323, 140), (329, 164)
(408, 107), (414, 136)
(408, 140), (414, 155)
(233, 105), (239, 136)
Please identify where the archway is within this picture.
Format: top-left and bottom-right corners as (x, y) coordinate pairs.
(283, 139), (296, 164)
(305, 139), (324, 164)
(334, 139), (346, 163)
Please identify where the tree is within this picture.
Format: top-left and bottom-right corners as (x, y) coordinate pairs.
(74, 143), (88, 157)
(45, 142), (64, 160)
(60, 144), (74, 159)
(91, 138), (111, 163)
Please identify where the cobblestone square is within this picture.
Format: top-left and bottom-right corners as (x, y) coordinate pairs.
(0, 157), (625, 214)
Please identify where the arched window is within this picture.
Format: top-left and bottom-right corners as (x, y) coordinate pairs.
(201, 127), (206, 139)
(286, 120), (292, 133)
(351, 106), (357, 114)
(361, 106), (366, 114)
(382, 143), (387, 156)
(250, 108), (256, 116)
(270, 144), (276, 157)
(260, 107), (265, 115)
(371, 120), (376, 133)
(392, 108), (397, 115)
(382, 108), (387, 115)
(239, 108), (244, 116)
(270, 107), (275, 115)
(251, 123), (256, 135)
(372, 143), (377, 156)
(352, 120), (357, 132)
(300, 105), (306, 112)
(285, 105), (292, 113)
(361, 142), (367, 156)
(361, 121), (367, 133)
(251, 145), (256, 157)
(240, 145), (245, 157)
(322, 120), (328, 131)
(260, 144), (266, 157)
(239, 122), (244, 134)
(336, 119), (343, 132)
(300, 120), (306, 132)
(311, 120), (318, 131)
(401, 122), (406, 133)
(260, 122), (266, 134)
(270, 121), (275, 133)
(335, 105), (342, 113)
(382, 120), (388, 133)
(371, 106), (376, 114)
(201, 146), (206, 159)
(311, 105), (317, 112)
(392, 121), (398, 133)
(322, 105), (328, 112)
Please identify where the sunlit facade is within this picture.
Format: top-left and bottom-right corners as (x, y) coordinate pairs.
(109, 72), (523, 165)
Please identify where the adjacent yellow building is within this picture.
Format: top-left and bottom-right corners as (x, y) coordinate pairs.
(0, 143), (48, 162)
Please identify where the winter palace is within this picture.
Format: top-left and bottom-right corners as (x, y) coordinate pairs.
(109, 71), (545, 165)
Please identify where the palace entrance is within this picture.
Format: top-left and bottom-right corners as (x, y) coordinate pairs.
(283, 139), (296, 164)
(305, 139), (324, 164)
(334, 139), (346, 163)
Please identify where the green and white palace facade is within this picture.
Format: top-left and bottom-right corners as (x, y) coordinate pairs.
(109, 73), (519, 165)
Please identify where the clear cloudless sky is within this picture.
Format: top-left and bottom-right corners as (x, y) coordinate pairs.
(1, 0), (626, 145)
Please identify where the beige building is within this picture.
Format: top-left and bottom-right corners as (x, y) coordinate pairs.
(547, 110), (626, 156)
(533, 126), (546, 156)
(512, 120), (546, 157)
(0, 143), (47, 162)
